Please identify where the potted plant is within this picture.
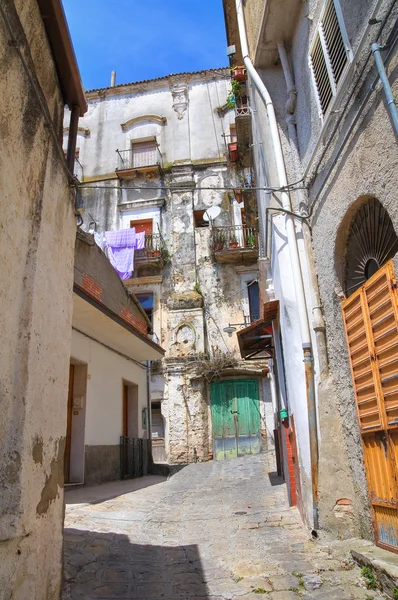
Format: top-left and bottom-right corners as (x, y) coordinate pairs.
(229, 234), (239, 249)
(232, 66), (246, 82)
(228, 142), (239, 163)
(160, 246), (170, 263)
(213, 231), (226, 251)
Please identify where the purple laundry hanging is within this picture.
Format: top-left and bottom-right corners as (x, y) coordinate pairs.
(104, 228), (137, 280)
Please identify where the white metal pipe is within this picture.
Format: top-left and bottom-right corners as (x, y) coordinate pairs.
(235, 0), (311, 347)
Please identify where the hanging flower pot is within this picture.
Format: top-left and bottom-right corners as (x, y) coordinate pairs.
(228, 142), (239, 163)
(232, 66), (246, 82)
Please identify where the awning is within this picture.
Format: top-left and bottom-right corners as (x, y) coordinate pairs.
(237, 300), (279, 360)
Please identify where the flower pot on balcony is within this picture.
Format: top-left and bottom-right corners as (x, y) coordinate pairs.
(229, 241), (239, 248)
(232, 66), (246, 82)
(214, 241), (224, 251)
(228, 142), (239, 163)
(152, 250), (161, 257)
(234, 189), (243, 203)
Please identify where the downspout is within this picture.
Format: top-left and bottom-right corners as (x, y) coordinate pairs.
(235, 0), (319, 528)
(371, 43), (398, 134)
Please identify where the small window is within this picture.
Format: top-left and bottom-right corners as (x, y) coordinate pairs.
(230, 124), (237, 143)
(135, 293), (154, 324)
(248, 281), (260, 322)
(194, 210), (209, 228)
(130, 219), (153, 235)
(131, 139), (158, 168)
(309, 0), (351, 117)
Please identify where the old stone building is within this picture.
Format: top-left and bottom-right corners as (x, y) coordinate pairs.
(0, 0), (86, 597)
(65, 67), (274, 466)
(223, 0), (398, 550)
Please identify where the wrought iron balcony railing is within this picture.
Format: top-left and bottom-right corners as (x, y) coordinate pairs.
(116, 146), (163, 172)
(135, 233), (169, 264)
(212, 226), (258, 252)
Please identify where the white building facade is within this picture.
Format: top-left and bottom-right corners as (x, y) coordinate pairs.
(64, 68), (274, 465)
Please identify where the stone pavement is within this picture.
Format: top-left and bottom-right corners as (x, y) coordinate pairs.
(63, 451), (387, 600)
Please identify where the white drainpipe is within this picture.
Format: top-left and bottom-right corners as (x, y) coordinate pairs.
(235, 0), (319, 529)
(235, 0), (310, 348)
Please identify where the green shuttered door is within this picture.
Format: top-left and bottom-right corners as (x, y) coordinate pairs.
(210, 379), (261, 461)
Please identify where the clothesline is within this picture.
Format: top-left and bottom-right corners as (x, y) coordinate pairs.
(94, 227), (145, 280)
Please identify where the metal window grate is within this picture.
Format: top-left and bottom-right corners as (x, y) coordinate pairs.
(310, 0), (349, 116)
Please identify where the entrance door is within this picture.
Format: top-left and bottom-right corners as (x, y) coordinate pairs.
(342, 261), (398, 552)
(64, 365), (74, 483)
(210, 379), (261, 461)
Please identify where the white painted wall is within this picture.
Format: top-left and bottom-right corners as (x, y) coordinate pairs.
(71, 329), (148, 446)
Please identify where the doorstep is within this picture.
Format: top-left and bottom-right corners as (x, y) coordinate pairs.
(64, 482), (84, 491)
(350, 539), (398, 598)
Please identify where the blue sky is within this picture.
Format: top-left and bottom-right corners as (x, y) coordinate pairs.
(63, 0), (228, 91)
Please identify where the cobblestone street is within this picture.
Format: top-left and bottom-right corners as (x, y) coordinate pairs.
(63, 452), (385, 600)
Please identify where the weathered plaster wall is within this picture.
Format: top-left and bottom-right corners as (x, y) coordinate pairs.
(67, 69), (271, 467)
(248, 0), (398, 537)
(0, 1), (77, 597)
(309, 42), (398, 539)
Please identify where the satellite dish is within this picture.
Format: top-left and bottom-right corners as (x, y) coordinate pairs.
(203, 206), (222, 221)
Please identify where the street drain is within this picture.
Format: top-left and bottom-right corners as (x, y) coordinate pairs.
(234, 511), (247, 515)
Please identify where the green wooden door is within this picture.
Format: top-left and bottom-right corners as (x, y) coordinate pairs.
(210, 379), (261, 461)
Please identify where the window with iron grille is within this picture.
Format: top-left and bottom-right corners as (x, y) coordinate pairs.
(309, 0), (351, 117)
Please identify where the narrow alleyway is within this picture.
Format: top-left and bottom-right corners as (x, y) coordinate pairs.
(63, 453), (384, 600)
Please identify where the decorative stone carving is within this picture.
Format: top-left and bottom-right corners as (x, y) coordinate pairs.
(172, 323), (196, 357)
(170, 81), (189, 120)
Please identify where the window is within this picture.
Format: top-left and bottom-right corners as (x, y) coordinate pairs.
(135, 293), (154, 325)
(248, 281), (260, 322)
(309, 0), (351, 117)
(130, 219), (153, 235)
(194, 210), (209, 228)
(229, 124), (237, 143)
(131, 139), (158, 168)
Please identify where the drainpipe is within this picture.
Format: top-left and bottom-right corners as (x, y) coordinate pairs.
(235, 0), (319, 529)
(371, 43), (398, 134)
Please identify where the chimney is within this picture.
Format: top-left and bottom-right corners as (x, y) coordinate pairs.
(110, 71), (116, 87)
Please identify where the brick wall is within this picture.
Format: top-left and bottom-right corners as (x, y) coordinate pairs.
(120, 305), (147, 336)
(82, 274), (103, 303)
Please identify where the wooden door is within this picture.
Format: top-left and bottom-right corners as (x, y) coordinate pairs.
(64, 365), (74, 483)
(342, 261), (398, 552)
(210, 379), (261, 461)
(130, 219), (153, 235)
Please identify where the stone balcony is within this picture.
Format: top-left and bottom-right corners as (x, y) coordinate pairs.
(212, 226), (258, 264)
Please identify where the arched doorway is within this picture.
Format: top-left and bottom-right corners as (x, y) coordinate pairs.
(341, 197), (398, 552)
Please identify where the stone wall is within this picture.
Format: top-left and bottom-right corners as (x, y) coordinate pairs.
(0, 0), (77, 597)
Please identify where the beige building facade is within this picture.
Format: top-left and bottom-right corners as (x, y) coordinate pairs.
(0, 0), (86, 597)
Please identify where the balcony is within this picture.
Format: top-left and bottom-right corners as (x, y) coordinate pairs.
(134, 233), (168, 273)
(212, 226), (258, 264)
(115, 145), (163, 179)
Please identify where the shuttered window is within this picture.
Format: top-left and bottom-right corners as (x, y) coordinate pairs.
(309, 0), (351, 117)
(131, 140), (158, 168)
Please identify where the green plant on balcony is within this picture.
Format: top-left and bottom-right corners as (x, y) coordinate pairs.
(247, 232), (256, 248)
(213, 231), (226, 251)
(226, 79), (244, 109)
(160, 246), (170, 264)
(229, 233), (239, 248)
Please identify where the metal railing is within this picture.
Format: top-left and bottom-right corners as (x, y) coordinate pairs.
(116, 146), (163, 171)
(212, 226), (258, 251)
(135, 233), (168, 262)
(120, 437), (152, 479)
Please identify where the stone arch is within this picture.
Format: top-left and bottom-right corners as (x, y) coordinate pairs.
(172, 322), (197, 357)
(335, 195), (398, 297)
(120, 115), (167, 131)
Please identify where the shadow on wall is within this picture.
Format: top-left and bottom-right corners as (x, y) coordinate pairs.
(63, 528), (209, 599)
